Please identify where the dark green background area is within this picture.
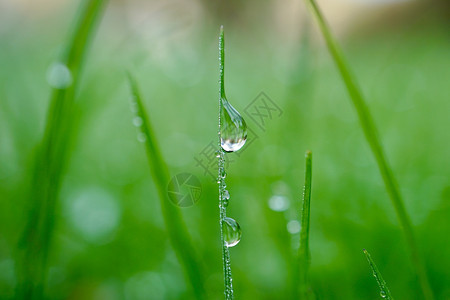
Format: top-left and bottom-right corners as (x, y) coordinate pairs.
(0, 0), (449, 299)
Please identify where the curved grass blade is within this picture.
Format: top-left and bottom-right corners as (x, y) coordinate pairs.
(292, 151), (313, 298)
(16, 1), (108, 299)
(363, 249), (394, 299)
(127, 73), (205, 300)
(303, 1), (434, 299)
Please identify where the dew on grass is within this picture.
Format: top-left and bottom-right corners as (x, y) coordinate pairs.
(137, 132), (147, 143)
(222, 217), (241, 247)
(46, 62), (72, 89)
(125, 271), (166, 299)
(132, 116), (143, 127)
(380, 290), (386, 298)
(220, 98), (247, 152)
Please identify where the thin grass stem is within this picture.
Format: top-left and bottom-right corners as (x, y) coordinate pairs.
(303, 1), (434, 299)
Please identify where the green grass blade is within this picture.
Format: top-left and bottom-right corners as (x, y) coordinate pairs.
(127, 73), (205, 300)
(363, 249), (394, 300)
(293, 151), (313, 298)
(16, 1), (108, 299)
(304, 1), (434, 299)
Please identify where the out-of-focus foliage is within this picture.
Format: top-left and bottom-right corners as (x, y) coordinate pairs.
(0, 0), (449, 299)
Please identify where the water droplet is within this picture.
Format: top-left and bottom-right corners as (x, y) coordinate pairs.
(222, 217), (241, 247)
(137, 132), (147, 143)
(133, 116), (143, 127)
(220, 98), (247, 152)
(130, 101), (138, 113)
(224, 190), (230, 200)
(65, 187), (121, 245)
(287, 220), (301, 234)
(46, 62), (72, 89)
(268, 195), (290, 212)
(380, 290), (386, 298)
(220, 168), (226, 179)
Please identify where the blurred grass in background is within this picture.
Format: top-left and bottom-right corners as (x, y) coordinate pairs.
(0, 0), (449, 299)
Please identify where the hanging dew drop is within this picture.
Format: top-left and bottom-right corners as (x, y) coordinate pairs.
(380, 290), (386, 298)
(222, 217), (241, 247)
(224, 190), (230, 200)
(220, 98), (247, 152)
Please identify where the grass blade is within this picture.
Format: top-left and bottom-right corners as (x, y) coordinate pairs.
(293, 151), (313, 298)
(218, 25), (235, 300)
(127, 73), (205, 299)
(303, 1), (434, 299)
(16, 1), (108, 298)
(363, 249), (394, 299)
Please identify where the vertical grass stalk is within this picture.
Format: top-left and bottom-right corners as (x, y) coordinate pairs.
(218, 25), (234, 300)
(16, 1), (107, 298)
(303, 1), (433, 299)
(127, 74), (205, 299)
(293, 151), (313, 298)
(363, 249), (394, 299)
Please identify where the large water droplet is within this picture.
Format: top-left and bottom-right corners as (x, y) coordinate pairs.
(220, 98), (247, 152)
(222, 217), (241, 247)
(380, 290), (386, 298)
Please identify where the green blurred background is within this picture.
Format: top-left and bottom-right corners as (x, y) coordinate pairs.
(0, 0), (449, 299)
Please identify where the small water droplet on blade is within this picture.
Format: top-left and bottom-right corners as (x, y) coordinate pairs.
(380, 291), (386, 298)
(220, 98), (247, 152)
(224, 190), (230, 200)
(287, 220), (301, 234)
(268, 195), (289, 212)
(46, 62), (72, 89)
(133, 116), (143, 127)
(222, 217), (241, 247)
